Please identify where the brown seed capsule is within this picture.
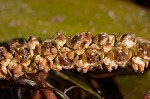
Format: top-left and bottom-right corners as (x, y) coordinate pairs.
(132, 56), (147, 72)
(52, 56), (62, 71)
(116, 33), (135, 48)
(51, 47), (57, 54)
(67, 51), (74, 60)
(75, 48), (85, 55)
(103, 57), (118, 72)
(83, 32), (92, 48)
(46, 54), (57, 61)
(0, 59), (11, 67)
(25, 62), (37, 74)
(61, 47), (70, 53)
(39, 58), (50, 72)
(21, 60), (31, 67)
(28, 36), (39, 50)
(71, 34), (82, 49)
(113, 47), (132, 67)
(13, 64), (24, 78)
(55, 33), (66, 49)
(8, 59), (17, 70)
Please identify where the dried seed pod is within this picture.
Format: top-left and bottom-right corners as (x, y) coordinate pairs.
(55, 33), (66, 49)
(25, 62), (38, 74)
(103, 57), (118, 72)
(94, 33), (107, 51)
(42, 39), (56, 56)
(132, 56), (148, 72)
(67, 51), (74, 60)
(27, 36), (40, 50)
(113, 46), (132, 67)
(117, 33), (135, 48)
(21, 60), (31, 67)
(84, 32), (92, 48)
(138, 41), (150, 61)
(71, 34), (83, 49)
(13, 64), (24, 78)
(52, 56), (62, 71)
(46, 54), (57, 61)
(75, 48), (85, 55)
(18, 48), (30, 61)
(39, 58), (50, 72)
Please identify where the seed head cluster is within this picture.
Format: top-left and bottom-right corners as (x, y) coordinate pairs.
(0, 32), (150, 79)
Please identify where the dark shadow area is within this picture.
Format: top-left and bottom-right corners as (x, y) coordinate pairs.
(126, 0), (150, 9)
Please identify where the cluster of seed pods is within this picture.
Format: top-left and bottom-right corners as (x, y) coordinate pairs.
(0, 32), (150, 79)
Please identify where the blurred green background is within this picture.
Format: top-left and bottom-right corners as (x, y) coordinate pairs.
(0, 0), (150, 99)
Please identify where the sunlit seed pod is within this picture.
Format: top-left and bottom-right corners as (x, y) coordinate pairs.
(89, 44), (100, 49)
(113, 47), (132, 67)
(13, 64), (24, 78)
(0, 59), (11, 67)
(82, 63), (93, 73)
(96, 50), (104, 68)
(29, 49), (34, 58)
(86, 49), (102, 66)
(74, 55), (80, 67)
(132, 57), (146, 72)
(60, 57), (71, 69)
(8, 59), (17, 70)
(73, 41), (82, 50)
(137, 41), (150, 61)
(76, 67), (82, 72)
(98, 33), (109, 46)
(75, 48), (85, 55)
(77, 59), (84, 68)
(46, 54), (57, 61)
(65, 36), (72, 48)
(108, 34), (116, 46)
(121, 39), (135, 48)
(51, 47), (57, 54)
(55, 33), (66, 49)
(0, 46), (7, 54)
(8, 40), (21, 54)
(60, 47), (70, 53)
(21, 60), (31, 67)
(27, 36), (39, 50)
(117, 33), (135, 48)
(43, 50), (51, 56)
(39, 58), (50, 72)
(103, 57), (118, 72)
(5, 53), (13, 60)
(117, 33), (134, 41)
(42, 39), (52, 50)
(71, 34), (82, 49)
(18, 48), (30, 61)
(67, 51), (74, 60)
(25, 62), (37, 74)
(34, 55), (41, 64)
(86, 49), (95, 57)
(83, 32), (92, 48)
(103, 44), (113, 53)
(52, 56), (62, 71)
(1, 65), (8, 74)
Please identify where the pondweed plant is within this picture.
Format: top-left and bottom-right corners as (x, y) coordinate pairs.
(0, 32), (150, 99)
